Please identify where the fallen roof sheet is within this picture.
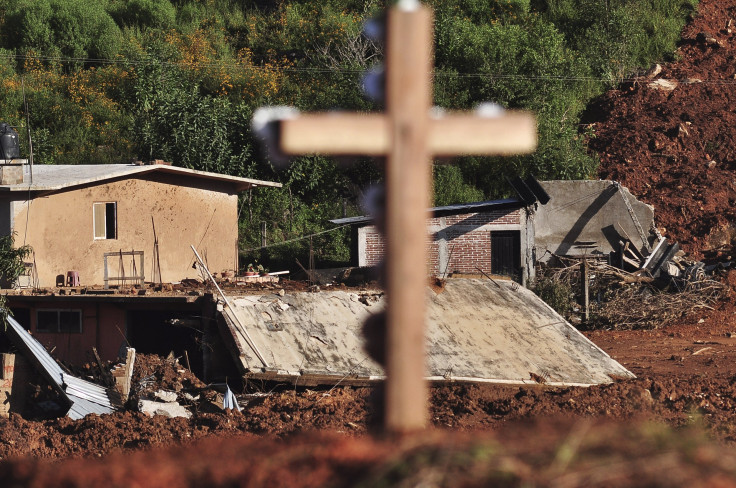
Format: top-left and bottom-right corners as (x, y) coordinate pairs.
(4, 315), (118, 419)
(220, 279), (633, 386)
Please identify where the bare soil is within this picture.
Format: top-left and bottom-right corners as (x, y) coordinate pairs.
(4, 0), (736, 485)
(586, 0), (736, 261)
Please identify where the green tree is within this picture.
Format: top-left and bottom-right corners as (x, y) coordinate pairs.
(432, 2), (598, 197)
(109, 0), (177, 30)
(131, 58), (256, 175)
(433, 165), (484, 206)
(0, 233), (32, 288)
(2, 0), (122, 70)
(533, 0), (698, 82)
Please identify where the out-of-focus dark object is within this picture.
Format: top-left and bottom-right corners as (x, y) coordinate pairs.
(0, 123), (20, 159)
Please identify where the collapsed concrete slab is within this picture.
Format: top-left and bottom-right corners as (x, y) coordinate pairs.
(219, 279), (633, 386)
(534, 180), (656, 261)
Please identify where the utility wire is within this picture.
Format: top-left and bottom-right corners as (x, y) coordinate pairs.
(5, 52), (736, 85)
(240, 224), (350, 253)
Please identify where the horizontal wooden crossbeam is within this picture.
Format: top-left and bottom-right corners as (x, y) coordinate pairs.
(279, 111), (537, 157)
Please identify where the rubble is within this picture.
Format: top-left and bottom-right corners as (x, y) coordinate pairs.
(138, 399), (192, 419)
(153, 390), (178, 403)
(536, 254), (728, 330)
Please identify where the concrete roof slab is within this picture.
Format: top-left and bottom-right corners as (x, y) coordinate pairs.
(221, 279), (633, 386)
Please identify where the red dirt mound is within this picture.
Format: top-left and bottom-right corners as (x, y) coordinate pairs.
(587, 0), (736, 260)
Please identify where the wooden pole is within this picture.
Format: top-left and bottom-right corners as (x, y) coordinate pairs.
(383, 3), (433, 432)
(581, 259), (590, 323)
(253, 2), (537, 433)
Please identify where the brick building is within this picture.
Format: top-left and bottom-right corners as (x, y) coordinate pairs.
(331, 198), (537, 284)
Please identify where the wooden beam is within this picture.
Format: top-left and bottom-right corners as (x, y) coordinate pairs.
(279, 111), (537, 157)
(429, 112), (537, 156)
(383, 2), (432, 433)
(280, 114), (388, 156)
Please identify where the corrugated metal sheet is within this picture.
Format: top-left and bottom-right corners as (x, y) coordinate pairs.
(0, 164), (280, 193)
(4, 315), (118, 419)
(329, 198), (523, 226)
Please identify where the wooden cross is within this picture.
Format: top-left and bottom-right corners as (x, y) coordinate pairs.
(256, 1), (536, 432)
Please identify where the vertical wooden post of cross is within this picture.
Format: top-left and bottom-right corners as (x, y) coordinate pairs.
(382, 1), (433, 432)
(253, 1), (537, 433)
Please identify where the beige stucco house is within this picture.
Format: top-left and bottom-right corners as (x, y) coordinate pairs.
(0, 161), (280, 288)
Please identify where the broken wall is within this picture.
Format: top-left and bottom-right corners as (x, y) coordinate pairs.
(0, 353), (30, 417)
(9, 173), (238, 287)
(534, 180), (655, 261)
(7, 295), (210, 366)
(9, 300), (126, 364)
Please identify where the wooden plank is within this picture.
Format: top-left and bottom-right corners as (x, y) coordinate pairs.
(430, 113), (537, 156)
(279, 112), (536, 157)
(280, 114), (387, 156)
(103, 251), (144, 257)
(383, 3), (433, 433)
(622, 255), (642, 268)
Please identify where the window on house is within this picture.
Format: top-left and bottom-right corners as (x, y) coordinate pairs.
(36, 310), (82, 333)
(93, 202), (117, 239)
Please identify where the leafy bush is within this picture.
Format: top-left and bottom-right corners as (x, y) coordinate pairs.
(0, 233), (32, 288)
(533, 0), (698, 82)
(3, 0), (122, 68)
(109, 0), (177, 30)
(433, 165), (484, 206)
(532, 275), (573, 316)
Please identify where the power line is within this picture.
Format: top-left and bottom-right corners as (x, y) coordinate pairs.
(240, 224), (350, 254)
(5, 52), (736, 85)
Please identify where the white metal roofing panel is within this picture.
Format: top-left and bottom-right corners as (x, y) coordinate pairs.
(5, 315), (118, 418)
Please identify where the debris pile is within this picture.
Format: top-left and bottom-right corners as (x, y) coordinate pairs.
(130, 353), (223, 418)
(594, 280), (725, 330)
(615, 233), (705, 283)
(537, 256), (728, 330)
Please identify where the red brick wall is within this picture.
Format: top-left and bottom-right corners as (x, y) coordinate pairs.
(444, 229), (492, 274)
(365, 229), (386, 267)
(362, 208), (521, 275)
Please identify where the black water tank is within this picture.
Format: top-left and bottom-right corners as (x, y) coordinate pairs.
(0, 123), (19, 160)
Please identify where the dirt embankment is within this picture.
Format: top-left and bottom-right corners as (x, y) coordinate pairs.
(587, 0), (736, 260)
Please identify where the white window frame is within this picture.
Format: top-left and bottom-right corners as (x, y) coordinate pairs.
(93, 202), (117, 240)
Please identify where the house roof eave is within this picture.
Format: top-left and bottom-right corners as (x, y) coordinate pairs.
(0, 164), (282, 193)
(329, 198), (526, 227)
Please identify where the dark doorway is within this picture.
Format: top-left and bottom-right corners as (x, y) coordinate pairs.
(9, 307), (30, 328)
(126, 310), (204, 378)
(491, 230), (521, 277)
(1, 308), (30, 352)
